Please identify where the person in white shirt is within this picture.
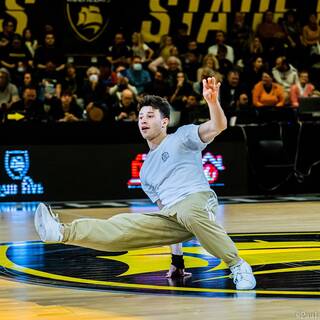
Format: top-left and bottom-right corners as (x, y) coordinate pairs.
(34, 77), (256, 290)
(208, 30), (235, 64)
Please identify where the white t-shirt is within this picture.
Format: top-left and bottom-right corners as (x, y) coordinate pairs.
(140, 124), (214, 208)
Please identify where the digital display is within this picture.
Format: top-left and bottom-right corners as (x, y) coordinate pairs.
(0, 142), (247, 202)
(0, 150), (44, 198)
(127, 152), (226, 189)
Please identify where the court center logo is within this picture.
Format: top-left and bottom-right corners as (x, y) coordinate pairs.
(0, 150), (44, 197)
(65, 0), (112, 42)
(1, 232), (320, 298)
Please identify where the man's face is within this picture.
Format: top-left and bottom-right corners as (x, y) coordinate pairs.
(23, 88), (37, 103)
(61, 94), (72, 105)
(187, 95), (197, 106)
(121, 92), (133, 107)
(114, 33), (124, 45)
(254, 57), (263, 69)
(299, 72), (309, 85)
(262, 72), (272, 85)
(215, 32), (225, 44)
(24, 73), (32, 84)
(228, 72), (239, 87)
(5, 22), (14, 33)
(138, 106), (167, 140)
(45, 34), (55, 46)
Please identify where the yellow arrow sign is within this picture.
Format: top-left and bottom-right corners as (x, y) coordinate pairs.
(7, 113), (25, 121)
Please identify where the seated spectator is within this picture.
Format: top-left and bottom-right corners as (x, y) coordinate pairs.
(148, 47), (181, 74)
(157, 34), (176, 61)
(0, 19), (18, 49)
(111, 88), (138, 122)
(208, 30), (235, 63)
(82, 66), (108, 110)
(219, 69), (250, 120)
(22, 27), (38, 58)
(289, 70), (317, 107)
(301, 13), (320, 51)
(124, 56), (151, 95)
(170, 72), (194, 110)
(180, 45), (201, 82)
(242, 55), (266, 91)
(10, 86), (45, 122)
(242, 36), (265, 66)
(185, 39), (202, 61)
(229, 12), (252, 62)
(272, 56), (299, 102)
(19, 71), (37, 96)
(108, 70), (138, 103)
(255, 11), (286, 65)
(38, 61), (62, 101)
(143, 70), (171, 98)
(98, 59), (117, 88)
(252, 70), (285, 107)
(149, 54), (182, 94)
(60, 63), (83, 99)
(280, 9), (302, 67)
(0, 35), (33, 86)
(39, 24), (56, 44)
(0, 68), (20, 111)
(216, 44), (234, 77)
(179, 93), (207, 125)
(107, 32), (132, 68)
(131, 32), (154, 64)
(34, 32), (65, 72)
(57, 91), (83, 122)
(172, 23), (191, 55)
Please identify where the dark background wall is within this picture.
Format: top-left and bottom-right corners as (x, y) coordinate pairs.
(0, 122), (319, 202)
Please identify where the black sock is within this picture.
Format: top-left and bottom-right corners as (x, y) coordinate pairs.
(171, 254), (185, 269)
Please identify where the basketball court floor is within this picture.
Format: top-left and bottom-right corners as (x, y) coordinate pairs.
(0, 196), (319, 319)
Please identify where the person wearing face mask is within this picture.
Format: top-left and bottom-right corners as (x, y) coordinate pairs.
(124, 56), (151, 95)
(82, 66), (108, 111)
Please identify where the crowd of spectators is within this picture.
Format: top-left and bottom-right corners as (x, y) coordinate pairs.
(1, 10), (320, 126)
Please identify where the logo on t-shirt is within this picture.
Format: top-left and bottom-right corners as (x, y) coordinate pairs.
(161, 152), (169, 162)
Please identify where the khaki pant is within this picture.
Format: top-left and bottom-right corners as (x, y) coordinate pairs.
(63, 192), (240, 266)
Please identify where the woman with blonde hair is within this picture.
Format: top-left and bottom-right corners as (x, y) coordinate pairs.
(158, 34), (175, 61)
(131, 32), (154, 63)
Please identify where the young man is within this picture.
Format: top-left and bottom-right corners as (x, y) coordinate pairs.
(34, 77), (256, 290)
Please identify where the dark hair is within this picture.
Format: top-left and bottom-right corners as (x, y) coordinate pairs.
(138, 95), (171, 119)
(61, 89), (73, 97)
(2, 19), (16, 30)
(24, 85), (37, 92)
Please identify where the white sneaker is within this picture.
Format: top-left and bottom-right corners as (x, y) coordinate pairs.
(230, 259), (256, 290)
(34, 203), (63, 242)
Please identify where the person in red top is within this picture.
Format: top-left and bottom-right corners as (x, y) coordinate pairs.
(252, 71), (285, 107)
(290, 70), (316, 107)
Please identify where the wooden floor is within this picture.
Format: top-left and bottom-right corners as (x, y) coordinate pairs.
(0, 201), (320, 320)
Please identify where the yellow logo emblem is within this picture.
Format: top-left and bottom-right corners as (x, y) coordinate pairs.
(65, 0), (111, 42)
(1, 232), (320, 298)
